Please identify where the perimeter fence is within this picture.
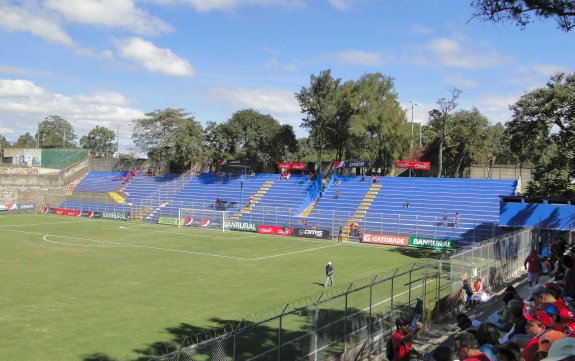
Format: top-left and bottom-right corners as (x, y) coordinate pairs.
(148, 227), (534, 361)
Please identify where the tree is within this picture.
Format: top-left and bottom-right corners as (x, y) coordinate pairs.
(470, 0), (575, 32)
(446, 108), (490, 177)
(0, 134), (10, 148)
(428, 88), (462, 177)
(172, 118), (205, 170)
(79, 126), (116, 158)
(296, 70), (340, 169)
(14, 132), (36, 148)
(506, 72), (575, 197)
(131, 108), (198, 166)
(219, 109), (297, 172)
(349, 73), (408, 175)
(38, 115), (76, 148)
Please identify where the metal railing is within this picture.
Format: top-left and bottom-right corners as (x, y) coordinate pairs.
(145, 228), (534, 361)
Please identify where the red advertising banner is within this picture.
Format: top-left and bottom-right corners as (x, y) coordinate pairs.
(52, 208), (81, 217)
(394, 160), (431, 170)
(257, 225), (293, 236)
(277, 161), (306, 170)
(362, 233), (409, 246)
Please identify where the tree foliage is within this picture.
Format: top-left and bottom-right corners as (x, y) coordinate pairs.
(131, 108), (199, 166)
(79, 126), (116, 158)
(13, 133), (36, 148)
(470, 0), (575, 31)
(39, 115), (76, 148)
(0, 134), (10, 148)
(506, 72), (575, 197)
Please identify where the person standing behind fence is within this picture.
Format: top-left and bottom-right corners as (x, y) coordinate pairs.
(324, 262), (334, 287)
(442, 212), (448, 227)
(524, 249), (542, 288)
(454, 212), (461, 228)
(338, 226), (343, 242)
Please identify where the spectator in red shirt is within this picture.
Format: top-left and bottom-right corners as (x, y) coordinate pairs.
(391, 318), (422, 361)
(521, 310), (554, 361)
(524, 249), (542, 288)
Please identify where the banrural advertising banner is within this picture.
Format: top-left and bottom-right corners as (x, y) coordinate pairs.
(102, 212), (129, 221)
(408, 237), (455, 250)
(0, 203), (35, 211)
(292, 227), (331, 239)
(225, 221), (258, 232)
(257, 224), (293, 236)
(362, 233), (409, 246)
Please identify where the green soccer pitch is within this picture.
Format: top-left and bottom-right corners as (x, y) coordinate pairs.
(0, 213), (433, 361)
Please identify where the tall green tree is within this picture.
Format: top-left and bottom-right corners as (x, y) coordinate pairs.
(13, 132), (36, 148)
(506, 72), (575, 197)
(428, 88), (462, 177)
(349, 73), (408, 174)
(296, 69), (340, 169)
(79, 126), (116, 158)
(470, 0), (575, 32)
(0, 134), (10, 148)
(446, 108), (490, 177)
(219, 109), (297, 172)
(172, 118), (205, 170)
(38, 115), (76, 148)
(131, 108), (198, 166)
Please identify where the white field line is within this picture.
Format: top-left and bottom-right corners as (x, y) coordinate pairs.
(1, 227), (339, 261)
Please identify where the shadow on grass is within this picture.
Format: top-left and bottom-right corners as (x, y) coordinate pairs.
(82, 304), (414, 361)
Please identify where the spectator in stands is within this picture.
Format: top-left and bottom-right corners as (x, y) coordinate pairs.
(356, 226), (363, 240)
(496, 343), (521, 361)
(499, 305), (528, 345)
(454, 212), (461, 228)
(360, 175), (366, 183)
(454, 331), (491, 361)
(249, 169), (255, 177)
(431, 346), (454, 361)
(544, 337), (575, 361)
(338, 226), (343, 242)
(392, 317), (423, 361)
(521, 310), (554, 361)
(560, 255), (575, 298)
(524, 249), (542, 288)
(349, 222), (355, 236)
(542, 257), (553, 275)
(475, 322), (500, 361)
(403, 200), (410, 208)
(538, 302), (575, 336)
(335, 189), (340, 199)
(442, 212), (448, 226)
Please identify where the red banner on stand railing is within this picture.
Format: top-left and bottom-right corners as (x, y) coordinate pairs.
(277, 161), (306, 170)
(394, 161), (430, 170)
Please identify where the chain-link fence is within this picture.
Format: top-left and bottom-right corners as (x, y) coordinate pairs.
(149, 228), (533, 361)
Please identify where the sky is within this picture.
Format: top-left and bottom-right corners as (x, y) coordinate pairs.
(0, 0), (573, 153)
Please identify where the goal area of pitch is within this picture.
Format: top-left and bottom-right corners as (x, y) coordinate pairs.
(177, 208), (231, 232)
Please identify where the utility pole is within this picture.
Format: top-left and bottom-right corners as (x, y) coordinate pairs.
(117, 123), (120, 158)
(409, 100), (417, 150)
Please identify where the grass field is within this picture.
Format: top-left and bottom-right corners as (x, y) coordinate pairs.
(0, 213), (433, 361)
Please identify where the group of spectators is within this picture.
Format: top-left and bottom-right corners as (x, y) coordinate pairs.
(391, 245), (575, 361)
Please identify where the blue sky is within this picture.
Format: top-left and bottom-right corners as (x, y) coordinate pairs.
(0, 0), (573, 152)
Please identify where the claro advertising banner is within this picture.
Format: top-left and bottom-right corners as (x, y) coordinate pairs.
(292, 227), (331, 239)
(408, 237), (455, 250)
(257, 225), (293, 236)
(361, 233), (409, 246)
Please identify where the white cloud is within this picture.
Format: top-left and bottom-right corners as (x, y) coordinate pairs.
(332, 50), (389, 67)
(159, 0), (305, 12)
(261, 58), (298, 72)
(410, 24), (433, 35)
(0, 79), (144, 140)
(44, 0), (172, 36)
(473, 93), (520, 124)
(443, 73), (478, 89)
(114, 37), (195, 77)
(0, 66), (56, 77)
(419, 37), (513, 69)
(329, 0), (352, 10)
(0, 4), (74, 46)
(518, 64), (571, 78)
(208, 86), (301, 116)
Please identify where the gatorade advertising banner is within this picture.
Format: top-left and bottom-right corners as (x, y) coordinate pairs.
(362, 233), (409, 246)
(257, 225), (293, 236)
(158, 216), (181, 225)
(0, 203), (35, 211)
(102, 212), (129, 221)
(408, 237), (455, 250)
(292, 227), (331, 239)
(225, 221), (259, 232)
